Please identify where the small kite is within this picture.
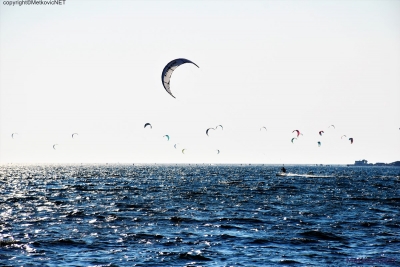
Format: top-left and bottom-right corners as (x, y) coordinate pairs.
(206, 128), (215, 136)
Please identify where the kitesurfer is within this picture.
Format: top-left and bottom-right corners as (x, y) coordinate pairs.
(281, 165), (286, 173)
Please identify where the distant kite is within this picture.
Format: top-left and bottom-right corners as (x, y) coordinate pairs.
(341, 135), (347, 139)
(11, 133), (18, 139)
(291, 137), (297, 143)
(319, 131), (324, 136)
(53, 144), (58, 150)
(318, 141), (321, 147)
(328, 125), (335, 129)
(144, 123), (152, 129)
(161, 58), (199, 98)
(216, 125), (223, 130)
(163, 135), (170, 141)
(292, 130), (300, 137)
(182, 149), (186, 154)
(216, 149), (220, 154)
(72, 133), (78, 138)
(260, 127), (267, 132)
(349, 138), (354, 144)
(206, 128), (215, 136)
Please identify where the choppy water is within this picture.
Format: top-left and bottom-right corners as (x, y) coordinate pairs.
(0, 164), (399, 266)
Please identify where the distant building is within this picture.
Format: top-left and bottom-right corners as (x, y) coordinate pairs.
(354, 159), (368, 166)
(349, 160), (400, 167)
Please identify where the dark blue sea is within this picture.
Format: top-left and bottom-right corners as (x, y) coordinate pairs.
(0, 164), (399, 266)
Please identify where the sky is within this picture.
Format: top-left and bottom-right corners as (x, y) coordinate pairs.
(1, 0), (399, 165)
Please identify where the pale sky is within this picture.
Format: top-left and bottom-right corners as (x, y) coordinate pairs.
(1, 0), (399, 164)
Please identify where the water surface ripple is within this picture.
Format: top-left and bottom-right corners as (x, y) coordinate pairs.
(0, 165), (399, 266)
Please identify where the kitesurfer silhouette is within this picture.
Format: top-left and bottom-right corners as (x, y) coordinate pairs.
(281, 165), (286, 173)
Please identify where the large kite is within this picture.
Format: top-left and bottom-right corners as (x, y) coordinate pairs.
(161, 58), (199, 98)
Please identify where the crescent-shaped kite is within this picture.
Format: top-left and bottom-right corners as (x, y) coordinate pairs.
(144, 123), (152, 129)
(206, 128), (215, 136)
(161, 58), (199, 98)
(72, 133), (78, 138)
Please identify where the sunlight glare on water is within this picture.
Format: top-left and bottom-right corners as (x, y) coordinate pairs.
(0, 164), (399, 266)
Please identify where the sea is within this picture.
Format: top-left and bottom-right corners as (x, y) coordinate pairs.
(0, 164), (399, 267)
